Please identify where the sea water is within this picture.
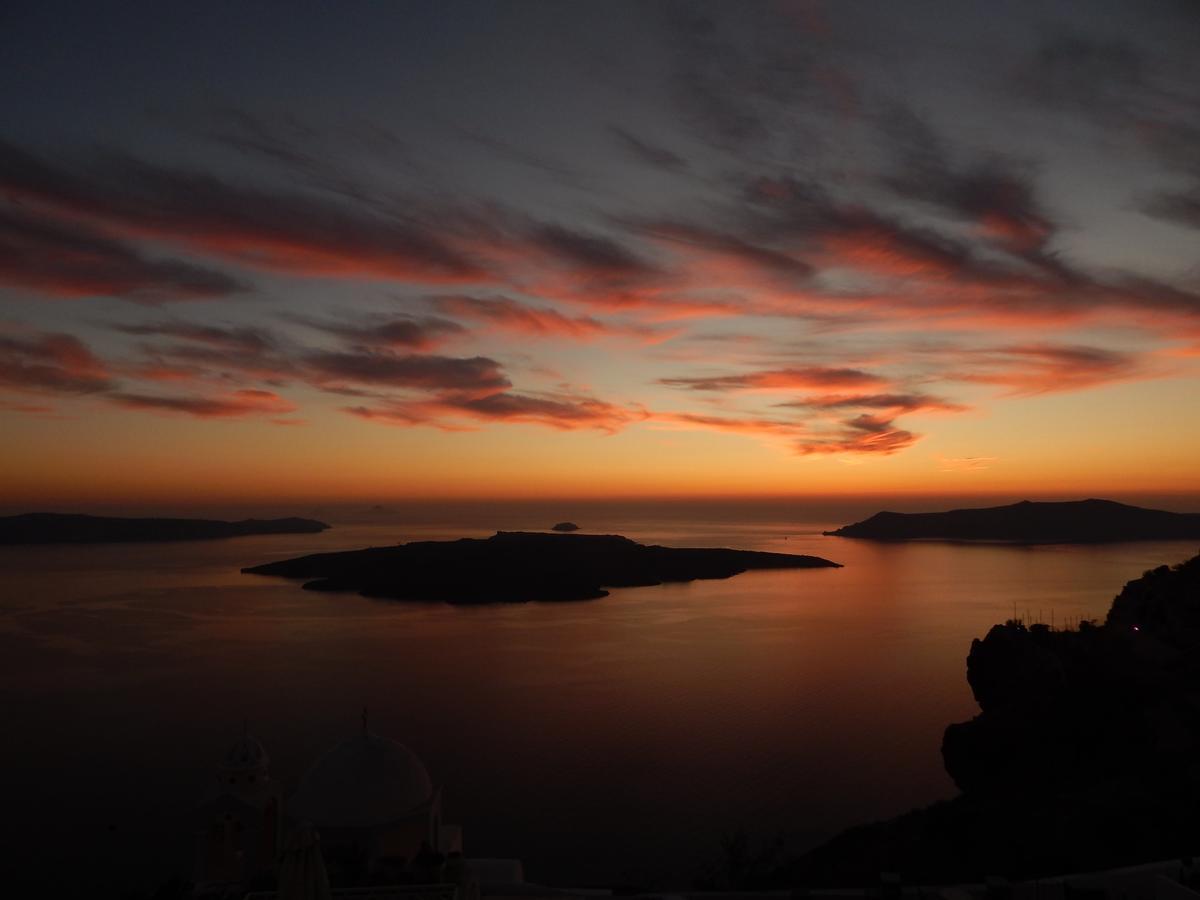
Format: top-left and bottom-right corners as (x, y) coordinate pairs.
(1, 499), (1195, 891)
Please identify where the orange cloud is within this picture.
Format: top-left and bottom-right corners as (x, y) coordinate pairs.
(948, 344), (1147, 396)
(778, 392), (967, 414)
(0, 400), (56, 414)
(652, 410), (799, 439)
(651, 409), (922, 455)
(937, 456), (998, 472)
(820, 218), (972, 280)
(431, 295), (672, 342)
(794, 414), (919, 456)
(660, 366), (891, 392)
(109, 388), (295, 418)
(347, 390), (647, 433)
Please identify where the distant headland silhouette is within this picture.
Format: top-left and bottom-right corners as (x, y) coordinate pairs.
(244, 530), (840, 603)
(0, 512), (330, 545)
(825, 498), (1200, 543)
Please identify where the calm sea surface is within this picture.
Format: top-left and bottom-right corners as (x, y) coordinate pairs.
(2, 501), (1197, 891)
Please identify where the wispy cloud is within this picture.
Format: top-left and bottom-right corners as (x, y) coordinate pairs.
(0, 205), (244, 302)
(113, 320), (274, 352)
(660, 366), (890, 393)
(777, 392), (966, 414)
(0, 140), (491, 286)
(431, 295), (671, 342)
(0, 331), (112, 395)
(297, 315), (466, 351)
(650, 409), (921, 456)
(609, 126), (689, 172)
(347, 389), (645, 433)
(937, 456), (997, 472)
(947, 343), (1146, 396)
(109, 388), (296, 418)
(305, 351), (510, 394)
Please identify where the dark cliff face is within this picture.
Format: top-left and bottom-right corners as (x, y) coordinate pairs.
(793, 552), (1200, 883)
(944, 552), (1200, 794)
(1108, 554), (1200, 636)
(937, 553), (1200, 859)
(941, 621), (1156, 796)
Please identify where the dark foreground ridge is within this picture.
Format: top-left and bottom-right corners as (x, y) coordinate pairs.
(825, 498), (1200, 543)
(0, 512), (330, 545)
(243, 530), (840, 603)
(790, 551), (1200, 883)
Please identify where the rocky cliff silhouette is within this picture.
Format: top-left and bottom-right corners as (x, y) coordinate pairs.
(791, 552), (1200, 883)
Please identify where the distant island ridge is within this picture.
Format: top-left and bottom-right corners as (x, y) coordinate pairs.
(824, 498), (1200, 544)
(551, 521), (579, 532)
(244, 530), (840, 603)
(0, 512), (330, 545)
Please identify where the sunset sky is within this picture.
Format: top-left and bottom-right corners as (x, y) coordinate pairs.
(3, 1), (1199, 505)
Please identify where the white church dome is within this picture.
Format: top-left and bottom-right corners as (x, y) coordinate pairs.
(290, 730), (434, 828)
